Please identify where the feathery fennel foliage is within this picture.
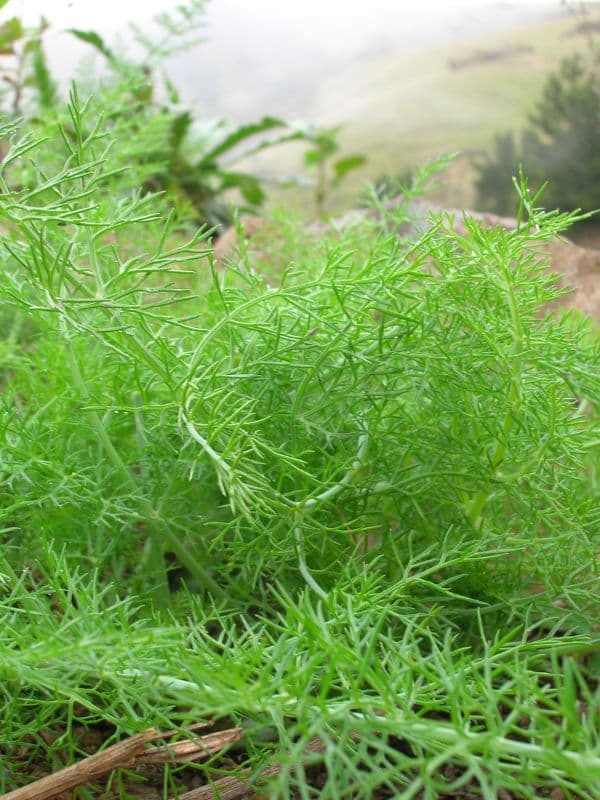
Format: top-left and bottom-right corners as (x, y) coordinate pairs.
(0, 94), (599, 796)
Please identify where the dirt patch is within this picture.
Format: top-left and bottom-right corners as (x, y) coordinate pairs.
(448, 43), (534, 71)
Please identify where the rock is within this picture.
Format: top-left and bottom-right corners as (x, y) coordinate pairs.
(213, 215), (265, 266)
(545, 238), (600, 320)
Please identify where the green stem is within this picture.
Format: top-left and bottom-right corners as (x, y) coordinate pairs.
(316, 159), (327, 219)
(64, 331), (170, 605)
(465, 260), (524, 533)
(160, 528), (224, 599)
(68, 350), (223, 599)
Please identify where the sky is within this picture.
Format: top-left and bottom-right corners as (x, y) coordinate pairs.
(4, 0), (565, 29)
(3, 1), (568, 63)
(0, 1), (572, 72)
(0, 0), (570, 121)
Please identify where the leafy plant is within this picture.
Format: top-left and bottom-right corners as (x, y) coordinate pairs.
(362, 155), (457, 211)
(143, 112), (312, 227)
(0, 1), (363, 230)
(0, 93), (599, 797)
(0, 13), (56, 115)
(63, 3), (306, 225)
(301, 124), (366, 217)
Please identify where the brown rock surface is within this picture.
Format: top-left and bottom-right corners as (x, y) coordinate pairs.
(213, 215), (265, 266)
(545, 238), (600, 319)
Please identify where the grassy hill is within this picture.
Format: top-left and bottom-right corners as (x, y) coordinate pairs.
(247, 7), (600, 216)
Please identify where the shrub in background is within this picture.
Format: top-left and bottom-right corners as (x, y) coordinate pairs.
(476, 49), (600, 218)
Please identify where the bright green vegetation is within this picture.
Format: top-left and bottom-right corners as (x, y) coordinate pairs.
(0, 93), (599, 798)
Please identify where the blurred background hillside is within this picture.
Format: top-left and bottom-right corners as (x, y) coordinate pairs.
(3, 0), (599, 240)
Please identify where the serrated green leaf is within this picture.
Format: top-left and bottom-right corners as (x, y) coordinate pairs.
(218, 171), (265, 206)
(170, 110), (192, 152)
(0, 17), (23, 48)
(333, 154), (366, 182)
(163, 74), (180, 105)
(304, 148), (324, 166)
(30, 38), (57, 109)
(238, 179), (265, 207)
(67, 28), (114, 62)
(224, 129), (307, 166)
(196, 116), (289, 166)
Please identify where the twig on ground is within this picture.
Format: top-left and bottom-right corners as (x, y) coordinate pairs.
(176, 737), (326, 800)
(136, 727), (243, 765)
(1, 725), (242, 800)
(0, 729), (158, 800)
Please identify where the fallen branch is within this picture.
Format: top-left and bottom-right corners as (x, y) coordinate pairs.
(1, 729), (157, 800)
(176, 737), (326, 800)
(136, 727), (243, 765)
(1, 725), (242, 800)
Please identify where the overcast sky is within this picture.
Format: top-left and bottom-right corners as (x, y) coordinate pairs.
(2, 1), (567, 63)
(4, 0), (563, 29)
(0, 0), (569, 120)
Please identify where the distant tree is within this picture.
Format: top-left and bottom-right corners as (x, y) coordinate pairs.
(475, 51), (600, 217)
(524, 54), (599, 212)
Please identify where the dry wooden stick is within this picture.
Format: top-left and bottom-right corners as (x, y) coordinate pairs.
(0, 724), (239, 800)
(4, 724), (323, 800)
(176, 737), (326, 800)
(0, 728), (158, 800)
(159, 721), (212, 738)
(136, 728), (243, 765)
(180, 776), (253, 800)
